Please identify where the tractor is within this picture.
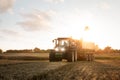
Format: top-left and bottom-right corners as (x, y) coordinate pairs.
(49, 37), (94, 62)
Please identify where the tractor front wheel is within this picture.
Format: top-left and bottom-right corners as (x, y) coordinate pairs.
(49, 51), (56, 62)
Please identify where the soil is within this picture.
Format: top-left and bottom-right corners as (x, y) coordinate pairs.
(0, 60), (120, 80)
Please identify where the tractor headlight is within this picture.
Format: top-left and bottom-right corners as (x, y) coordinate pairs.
(55, 48), (59, 51)
(55, 47), (65, 52)
(61, 48), (65, 51)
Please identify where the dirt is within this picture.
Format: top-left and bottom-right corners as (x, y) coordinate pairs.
(0, 60), (120, 80)
(31, 61), (120, 80)
(0, 61), (67, 80)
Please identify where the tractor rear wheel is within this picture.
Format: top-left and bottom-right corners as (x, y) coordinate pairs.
(67, 50), (77, 62)
(49, 51), (56, 62)
(86, 53), (94, 61)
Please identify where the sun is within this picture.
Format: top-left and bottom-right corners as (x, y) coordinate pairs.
(64, 13), (95, 40)
(54, 11), (97, 41)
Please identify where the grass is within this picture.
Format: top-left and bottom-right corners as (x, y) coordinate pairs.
(95, 53), (120, 60)
(0, 52), (120, 61)
(0, 53), (49, 60)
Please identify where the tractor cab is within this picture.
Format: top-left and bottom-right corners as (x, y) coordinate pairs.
(53, 38), (77, 52)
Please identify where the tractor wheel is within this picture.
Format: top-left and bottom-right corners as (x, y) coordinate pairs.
(86, 54), (94, 61)
(49, 52), (56, 62)
(67, 50), (77, 62)
(56, 58), (62, 61)
(74, 51), (77, 61)
(90, 54), (94, 61)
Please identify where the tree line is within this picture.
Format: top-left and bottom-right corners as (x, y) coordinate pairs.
(96, 46), (120, 54)
(0, 47), (51, 53)
(0, 46), (120, 54)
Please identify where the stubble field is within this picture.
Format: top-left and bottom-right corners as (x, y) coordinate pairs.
(0, 53), (120, 80)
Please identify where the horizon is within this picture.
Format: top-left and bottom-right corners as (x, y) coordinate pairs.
(0, 0), (120, 51)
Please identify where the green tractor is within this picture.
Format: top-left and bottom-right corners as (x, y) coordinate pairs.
(49, 37), (94, 62)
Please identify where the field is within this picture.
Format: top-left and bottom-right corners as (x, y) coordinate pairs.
(0, 53), (120, 80)
(0, 53), (49, 61)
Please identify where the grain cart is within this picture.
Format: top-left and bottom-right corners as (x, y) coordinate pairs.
(49, 37), (94, 62)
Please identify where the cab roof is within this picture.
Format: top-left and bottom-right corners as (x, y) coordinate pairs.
(57, 37), (71, 40)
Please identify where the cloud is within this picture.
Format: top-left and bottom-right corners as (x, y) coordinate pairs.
(0, 0), (15, 13)
(0, 35), (5, 39)
(45, 0), (64, 4)
(0, 19), (2, 23)
(99, 2), (110, 10)
(17, 9), (56, 31)
(0, 29), (20, 36)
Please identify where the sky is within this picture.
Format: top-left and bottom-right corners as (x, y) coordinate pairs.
(0, 0), (120, 51)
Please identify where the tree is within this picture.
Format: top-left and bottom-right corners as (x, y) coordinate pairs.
(104, 46), (112, 53)
(5, 49), (33, 53)
(0, 49), (2, 53)
(33, 47), (41, 53)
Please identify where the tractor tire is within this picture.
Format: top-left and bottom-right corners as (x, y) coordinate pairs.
(56, 58), (62, 61)
(49, 52), (56, 62)
(90, 54), (94, 61)
(74, 51), (77, 61)
(67, 50), (77, 62)
(86, 54), (94, 61)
